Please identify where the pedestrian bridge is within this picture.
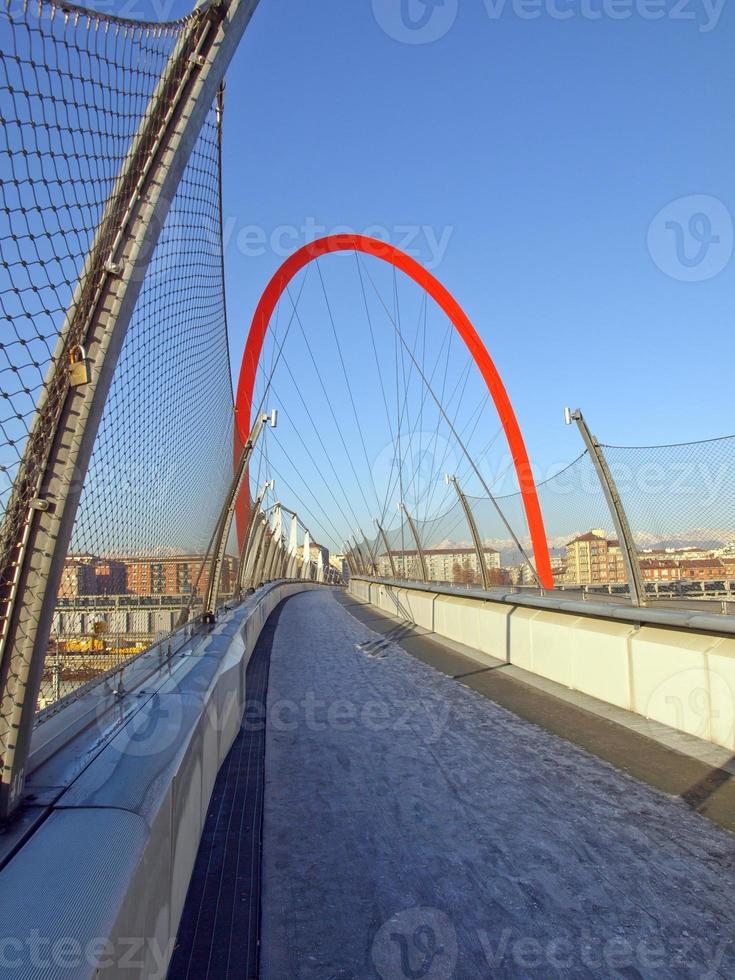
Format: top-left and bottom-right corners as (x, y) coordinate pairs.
(1, 579), (734, 978)
(1, 0), (735, 976)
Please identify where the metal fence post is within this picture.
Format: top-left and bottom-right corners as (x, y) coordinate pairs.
(566, 408), (647, 607)
(374, 519), (397, 579)
(0, 0), (262, 821)
(344, 544), (358, 579)
(253, 527), (274, 587)
(400, 502), (428, 583)
(446, 475), (491, 590)
(236, 481), (273, 593)
(358, 532), (380, 576)
(242, 517), (268, 590)
(352, 536), (374, 577)
(204, 411), (276, 617)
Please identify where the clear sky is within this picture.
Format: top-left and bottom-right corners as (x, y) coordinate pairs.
(211, 0), (735, 469)
(72, 0), (735, 554)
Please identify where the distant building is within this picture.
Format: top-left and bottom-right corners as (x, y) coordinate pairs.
(59, 554), (97, 598)
(639, 546), (715, 563)
(58, 553), (238, 598)
(308, 541), (329, 570)
(565, 533), (735, 587)
(678, 558), (726, 582)
(329, 554), (347, 579)
(564, 530), (625, 585)
(93, 559), (127, 595)
(639, 559), (680, 582)
(377, 546), (502, 585)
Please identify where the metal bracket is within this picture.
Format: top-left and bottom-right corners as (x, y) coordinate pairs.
(104, 259), (124, 277)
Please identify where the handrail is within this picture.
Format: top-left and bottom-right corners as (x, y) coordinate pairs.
(351, 575), (735, 639)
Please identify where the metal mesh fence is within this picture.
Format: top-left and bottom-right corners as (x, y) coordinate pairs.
(0, 2), (190, 527)
(366, 437), (735, 608)
(370, 454), (616, 590)
(602, 436), (735, 600)
(0, 1), (235, 710)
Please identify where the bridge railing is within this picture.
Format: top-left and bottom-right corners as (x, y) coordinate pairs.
(0, 0), (268, 821)
(350, 425), (735, 616)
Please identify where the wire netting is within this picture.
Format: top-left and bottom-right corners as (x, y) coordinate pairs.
(367, 438), (735, 605)
(369, 453), (619, 591)
(0, 1), (235, 710)
(602, 436), (735, 599)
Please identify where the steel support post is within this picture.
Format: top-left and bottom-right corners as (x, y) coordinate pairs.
(265, 542), (279, 582)
(267, 505), (284, 581)
(262, 529), (279, 583)
(357, 532), (379, 576)
(301, 530), (312, 581)
(447, 476), (490, 590)
(286, 513), (299, 578)
(204, 411), (275, 616)
(344, 546), (358, 578)
(241, 515), (267, 591)
(0, 0), (262, 822)
(400, 502), (428, 583)
(568, 408), (647, 607)
(236, 480), (272, 593)
(374, 520), (397, 579)
(345, 541), (364, 575)
(354, 543), (367, 576)
(352, 537), (372, 577)
(253, 528), (274, 587)
(267, 531), (283, 582)
(280, 547), (290, 579)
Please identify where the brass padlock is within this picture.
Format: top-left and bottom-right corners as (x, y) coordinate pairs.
(68, 344), (91, 387)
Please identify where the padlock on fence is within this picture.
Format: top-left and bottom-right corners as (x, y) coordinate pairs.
(68, 344), (91, 387)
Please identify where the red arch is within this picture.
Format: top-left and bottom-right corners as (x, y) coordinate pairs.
(235, 234), (554, 589)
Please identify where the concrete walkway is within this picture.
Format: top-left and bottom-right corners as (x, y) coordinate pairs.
(260, 589), (735, 979)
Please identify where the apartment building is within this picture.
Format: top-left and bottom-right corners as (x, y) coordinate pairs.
(376, 545), (501, 583)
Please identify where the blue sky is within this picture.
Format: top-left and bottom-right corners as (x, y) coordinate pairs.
(5, 0), (732, 555)
(210, 0), (734, 471)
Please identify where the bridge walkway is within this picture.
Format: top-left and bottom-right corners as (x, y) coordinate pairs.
(170, 588), (735, 979)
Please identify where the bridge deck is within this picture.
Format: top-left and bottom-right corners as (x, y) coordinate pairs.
(171, 589), (735, 979)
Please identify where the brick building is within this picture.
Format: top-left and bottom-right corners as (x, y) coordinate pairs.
(564, 531), (625, 585)
(59, 554), (238, 598)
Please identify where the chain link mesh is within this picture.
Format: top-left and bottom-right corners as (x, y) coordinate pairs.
(0, 1), (235, 712)
(602, 436), (735, 601)
(367, 454), (618, 591)
(367, 439), (735, 607)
